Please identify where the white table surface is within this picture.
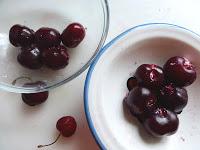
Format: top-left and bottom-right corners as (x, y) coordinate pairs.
(1, 0), (200, 149)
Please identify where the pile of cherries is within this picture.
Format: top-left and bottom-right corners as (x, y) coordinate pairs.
(9, 23), (85, 70)
(124, 56), (197, 137)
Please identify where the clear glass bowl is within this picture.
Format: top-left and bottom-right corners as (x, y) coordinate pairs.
(0, 0), (109, 93)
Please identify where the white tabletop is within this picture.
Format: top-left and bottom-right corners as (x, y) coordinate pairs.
(1, 0), (200, 149)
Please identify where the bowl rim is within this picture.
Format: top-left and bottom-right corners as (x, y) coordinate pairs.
(1, 0), (110, 93)
(84, 23), (200, 150)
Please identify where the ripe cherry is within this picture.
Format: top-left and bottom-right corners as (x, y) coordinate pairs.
(21, 81), (48, 106)
(38, 116), (77, 148)
(9, 24), (35, 47)
(125, 87), (157, 116)
(17, 46), (43, 69)
(35, 27), (61, 48)
(135, 64), (164, 89)
(163, 56), (196, 87)
(143, 107), (179, 137)
(61, 23), (85, 48)
(41, 45), (69, 70)
(127, 76), (138, 91)
(159, 83), (188, 114)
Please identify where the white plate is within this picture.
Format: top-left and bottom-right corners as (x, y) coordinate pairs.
(84, 23), (200, 150)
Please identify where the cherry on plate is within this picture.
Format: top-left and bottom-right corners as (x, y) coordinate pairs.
(61, 23), (85, 48)
(135, 64), (164, 89)
(127, 76), (138, 91)
(21, 81), (48, 106)
(143, 107), (179, 137)
(17, 46), (43, 69)
(163, 56), (196, 87)
(124, 86), (157, 116)
(9, 24), (35, 47)
(42, 45), (69, 70)
(159, 83), (188, 114)
(38, 116), (77, 148)
(35, 27), (61, 48)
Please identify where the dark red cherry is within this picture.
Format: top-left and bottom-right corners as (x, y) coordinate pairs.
(9, 24), (35, 47)
(61, 23), (85, 48)
(38, 116), (77, 148)
(56, 116), (77, 137)
(42, 45), (69, 70)
(127, 76), (138, 91)
(35, 27), (61, 48)
(159, 83), (188, 114)
(135, 64), (164, 89)
(163, 56), (196, 87)
(125, 87), (157, 116)
(143, 108), (179, 137)
(17, 46), (43, 69)
(22, 81), (48, 106)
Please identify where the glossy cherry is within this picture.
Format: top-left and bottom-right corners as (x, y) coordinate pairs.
(159, 83), (188, 114)
(127, 76), (138, 91)
(56, 116), (77, 137)
(42, 45), (69, 70)
(143, 107), (179, 137)
(135, 64), (164, 89)
(17, 46), (43, 69)
(38, 116), (77, 148)
(9, 24), (35, 47)
(35, 27), (61, 48)
(125, 87), (157, 116)
(21, 81), (48, 106)
(61, 23), (85, 48)
(163, 56), (196, 87)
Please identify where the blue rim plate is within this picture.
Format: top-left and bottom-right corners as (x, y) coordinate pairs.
(84, 23), (200, 150)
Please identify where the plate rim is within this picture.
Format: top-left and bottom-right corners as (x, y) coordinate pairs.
(84, 23), (200, 150)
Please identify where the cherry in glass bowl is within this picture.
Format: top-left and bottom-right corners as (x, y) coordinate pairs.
(0, 0), (109, 93)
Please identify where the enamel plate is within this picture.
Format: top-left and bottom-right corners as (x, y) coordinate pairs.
(84, 23), (200, 150)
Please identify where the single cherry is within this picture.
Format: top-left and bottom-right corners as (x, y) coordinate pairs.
(135, 64), (164, 89)
(42, 45), (69, 70)
(17, 46), (43, 69)
(9, 24), (35, 47)
(38, 116), (77, 148)
(35, 27), (61, 48)
(61, 23), (85, 48)
(22, 81), (48, 106)
(143, 107), (179, 137)
(163, 56), (196, 87)
(127, 76), (138, 91)
(159, 83), (188, 114)
(124, 87), (157, 116)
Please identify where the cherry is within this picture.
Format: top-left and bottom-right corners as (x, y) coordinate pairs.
(61, 23), (85, 48)
(163, 56), (196, 87)
(143, 107), (179, 137)
(9, 24), (35, 47)
(135, 64), (164, 89)
(17, 46), (43, 69)
(159, 83), (188, 114)
(35, 27), (61, 48)
(127, 76), (138, 91)
(42, 45), (69, 70)
(125, 87), (157, 116)
(21, 81), (48, 106)
(38, 116), (77, 148)
(56, 116), (77, 137)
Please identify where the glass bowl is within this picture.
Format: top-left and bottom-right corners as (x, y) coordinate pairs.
(0, 0), (109, 93)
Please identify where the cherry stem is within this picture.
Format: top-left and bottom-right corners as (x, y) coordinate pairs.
(37, 134), (61, 148)
(12, 76), (33, 85)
